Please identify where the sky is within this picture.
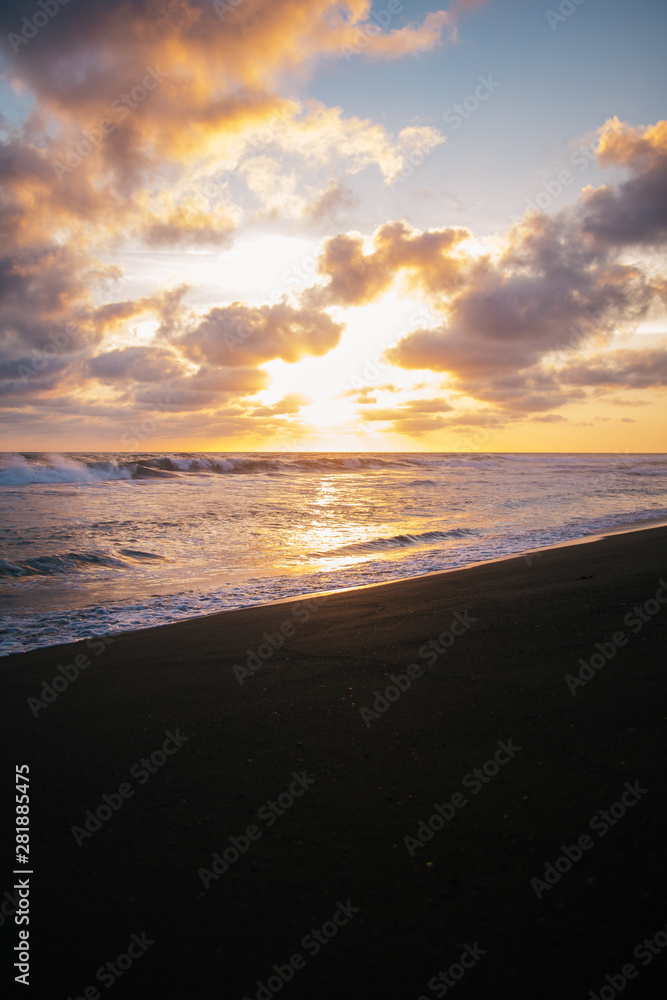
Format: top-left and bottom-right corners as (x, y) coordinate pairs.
(0, 0), (665, 452)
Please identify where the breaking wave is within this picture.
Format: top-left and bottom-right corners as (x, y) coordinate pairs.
(314, 527), (475, 557)
(0, 454), (133, 486)
(0, 452), (431, 485)
(0, 548), (165, 577)
(2, 452), (666, 486)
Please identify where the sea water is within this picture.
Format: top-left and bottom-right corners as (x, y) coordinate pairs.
(1, 451), (666, 655)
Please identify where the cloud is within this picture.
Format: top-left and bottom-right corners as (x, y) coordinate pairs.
(0, 243), (124, 367)
(339, 383), (398, 403)
(0, 0), (457, 435)
(262, 104), (445, 184)
(387, 214), (657, 412)
(304, 220), (471, 307)
(0, 1), (457, 184)
(0, 0), (494, 443)
(88, 346), (187, 383)
(237, 154), (306, 217)
(555, 347), (667, 388)
(138, 197), (237, 248)
(357, 395), (454, 435)
(226, 108), (445, 226)
(580, 118), (667, 248)
(1, 1), (662, 448)
(305, 181), (358, 227)
(178, 300), (344, 366)
(399, 396), (455, 413)
(74, 298), (341, 421)
(251, 392), (311, 415)
(340, 7), (454, 61)
(0, 0), (455, 262)
(333, 119), (667, 415)
(127, 363), (270, 411)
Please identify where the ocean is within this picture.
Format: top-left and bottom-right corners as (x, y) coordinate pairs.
(1, 451), (666, 656)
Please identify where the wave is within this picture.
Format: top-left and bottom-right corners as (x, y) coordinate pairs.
(0, 452), (430, 485)
(313, 527), (475, 557)
(0, 548), (166, 577)
(143, 454), (435, 476)
(0, 454), (136, 485)
(1, 452), (666, 486)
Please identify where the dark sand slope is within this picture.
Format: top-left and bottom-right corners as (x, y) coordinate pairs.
(3, 526), (667, 999)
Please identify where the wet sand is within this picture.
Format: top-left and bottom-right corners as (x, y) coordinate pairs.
(2, 524), (667, 998)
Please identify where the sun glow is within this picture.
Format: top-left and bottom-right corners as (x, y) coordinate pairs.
(300, 398), (353, 427)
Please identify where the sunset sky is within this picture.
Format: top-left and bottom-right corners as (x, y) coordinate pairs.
(1, 0), (665, 452)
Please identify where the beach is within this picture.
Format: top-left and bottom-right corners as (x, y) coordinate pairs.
(3, 451), (667, 657)
(3, 0), (666, 995)
(3, 523), (667, 999)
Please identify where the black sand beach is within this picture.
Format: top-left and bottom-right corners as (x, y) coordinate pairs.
(3, 524), (667, 998)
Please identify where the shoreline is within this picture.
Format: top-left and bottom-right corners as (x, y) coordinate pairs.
(2, 522), (666, 998)
(4, 514), (667, 660)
